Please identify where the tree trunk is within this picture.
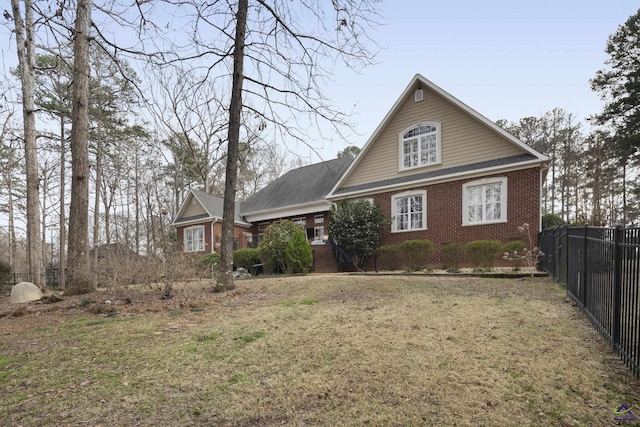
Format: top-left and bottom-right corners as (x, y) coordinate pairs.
(216, 0), (248, 291)
(93, 106), (102, 286)
(11, 0), (44, 289)
(66, 0), (93, 295)
(59, 116), (66, 290)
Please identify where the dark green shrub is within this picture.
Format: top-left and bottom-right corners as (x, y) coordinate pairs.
(440, 242), (463, 272)
(329, 199), (388, 269)
(257, 220), (300, 274)
(285, 229), (313, 274)
(196, 252), (220, 277)
(376, 244), (400, 271)
(399, 239), (434, 271)
(197, 252), (220, 268)
(465, 240), (502, 271)
(233, 248), (260, 271)
(542, 213), (567, 230)
(502, 240), (527, 271)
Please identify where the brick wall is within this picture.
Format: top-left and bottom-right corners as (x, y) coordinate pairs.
(371, 167), (541, 268)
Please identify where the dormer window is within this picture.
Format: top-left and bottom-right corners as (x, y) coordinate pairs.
(399, 122), (441, 171)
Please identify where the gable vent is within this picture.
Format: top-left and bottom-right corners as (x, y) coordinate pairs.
(414, 88), (424, 102)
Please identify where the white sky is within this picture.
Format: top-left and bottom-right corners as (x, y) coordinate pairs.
(306, 1), (638, 162)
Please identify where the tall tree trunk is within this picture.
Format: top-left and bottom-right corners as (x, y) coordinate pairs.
(41, 175), (47, 272)
(134, 152), (140, 254)
(7, 168), (16, 272)
(93, 109), (103, 286)
(66, 0), (93, 295)
(216, 0), (248, 291)
(11, 0), (44, 289)
(59, 116), (66, 290)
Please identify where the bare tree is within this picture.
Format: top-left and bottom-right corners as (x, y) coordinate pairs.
(66, 0), (93, 295)
(10, 0), (44, 288)
(178, 0), (382, 289)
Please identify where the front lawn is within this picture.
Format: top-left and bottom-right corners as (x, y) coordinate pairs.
(0, 275), (638, 426)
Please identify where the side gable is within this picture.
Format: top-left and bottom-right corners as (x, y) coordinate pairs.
(172, 189), (250, 227)
(328, 74), (549, 199)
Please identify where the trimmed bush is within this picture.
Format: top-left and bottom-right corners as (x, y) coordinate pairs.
(542, 213), (567, 230)
(233, 248), (260, 271)
(399, 239), (434, 271)
(376, 244), (400, 271)
(440, 242), (463, 272)
(465, 240), (502, 271)
(329, 199), (388, 269)
(198, 252), (220, 268)
(285, 229), (313, 274)
(502, 240), (527, 271)
(257, 220), (300, 274)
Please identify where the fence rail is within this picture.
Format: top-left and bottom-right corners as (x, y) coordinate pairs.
(539, 225), (640, 379)
(0, 269), (60, 297)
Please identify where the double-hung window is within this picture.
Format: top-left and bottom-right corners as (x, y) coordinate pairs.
(399, 122), (441, 170)
(392, 190), (427, 232)
(184, 225), (204, 252)
(463, 178), (507, 225)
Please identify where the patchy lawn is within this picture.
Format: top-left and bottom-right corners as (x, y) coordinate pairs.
(0, 275), (638, 426)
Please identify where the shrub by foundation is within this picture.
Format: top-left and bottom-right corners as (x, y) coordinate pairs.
(376, 244), (400, 271)
(440, 242), (463, 272)
(233, 248), (260, 272)
(399, 240), (434, 271)
(502, 240), (526, 271)
(465, 240), (502, 271)
(285, 229), (313, 274)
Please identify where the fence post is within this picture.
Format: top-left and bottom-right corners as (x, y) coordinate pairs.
(612, 224), (624, 352)
(580, 225), (588, 307)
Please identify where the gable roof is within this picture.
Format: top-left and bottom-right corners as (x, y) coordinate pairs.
(172, 189), (249, 226)
(327, 74), (549, 198)
(240, 156), (353, 219)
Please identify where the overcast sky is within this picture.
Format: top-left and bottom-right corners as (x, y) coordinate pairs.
(304, 1), (638, 162)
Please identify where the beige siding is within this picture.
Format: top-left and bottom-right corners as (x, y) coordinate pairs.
(342, 84), (524, 189)
(182, 195), (207, 217)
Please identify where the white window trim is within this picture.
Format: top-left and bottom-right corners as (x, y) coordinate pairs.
(462, 177), (508, 226)
(292, 217), (307, 226)
(398, 121), (442, 171)
(391, 190), (427, 233)
(184, 225), (205, 252)
(314, 214), (324, 224)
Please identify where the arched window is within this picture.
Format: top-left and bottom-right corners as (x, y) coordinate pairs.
(399, 122), (441, 170)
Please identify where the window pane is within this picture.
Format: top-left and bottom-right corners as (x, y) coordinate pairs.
(468, 186), (482, 205)
(468, 205), (482, 223)
(403, 140), (413, 155)
(411, 212), (422, 229)
(410, 195), (422, 213)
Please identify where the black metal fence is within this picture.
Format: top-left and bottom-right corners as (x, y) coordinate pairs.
(539, 225), (640, 379)
(0, 269), (60, 297)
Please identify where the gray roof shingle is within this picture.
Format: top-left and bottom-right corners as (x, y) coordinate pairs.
(240, 157), (353, 215)
(179, 189), (247, 224)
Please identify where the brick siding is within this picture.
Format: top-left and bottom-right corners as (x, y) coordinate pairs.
(371, 167), (541, 268)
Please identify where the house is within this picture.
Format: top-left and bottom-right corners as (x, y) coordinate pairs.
(172, 189), (252, 254)
(173, 74), (549, 270)
(325, 74), (549, 265)
(240, 156), (353, 246)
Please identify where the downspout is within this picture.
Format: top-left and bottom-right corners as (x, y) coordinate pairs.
(211, 220), (216, 253)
